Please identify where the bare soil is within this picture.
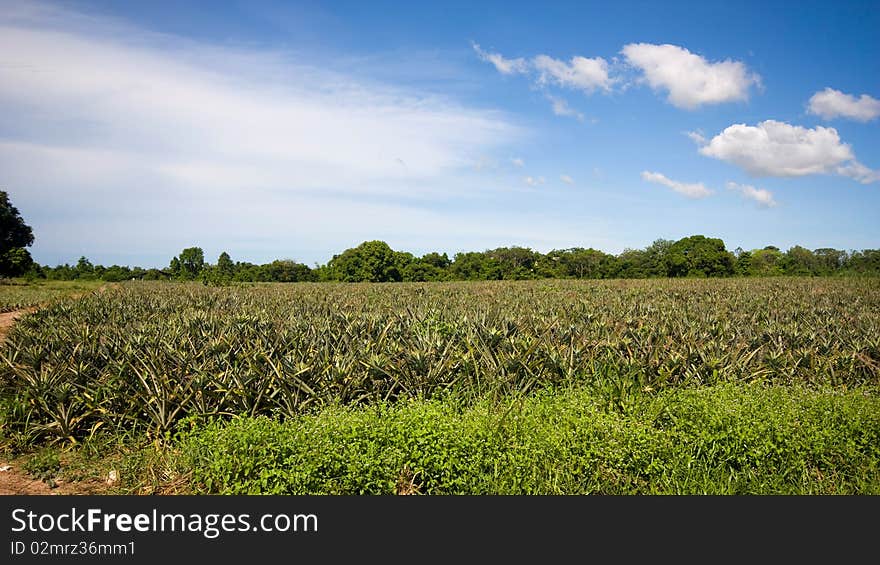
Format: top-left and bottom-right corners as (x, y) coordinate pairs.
(0, 457), (108, 495)
(0, 307), (36, 343)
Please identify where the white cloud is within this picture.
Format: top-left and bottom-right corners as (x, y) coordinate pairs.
(725, 181), (777, 207)
(533, 54), (613, 93)
(622, 43), (760, 109)
(472, 42), (529, 75)
(698, 120), (878, 183)
(685, 130), (706, 144)
(546, 95), (584, 121)
(640, 171), (712, 199)
(560, 174), (574, 185)
(807, 87), (880, 122)
(837, 161), (880, 184)
(523, 176), (546, 187)
(511, 157), (524, 167)
(473, 43), (612, 96)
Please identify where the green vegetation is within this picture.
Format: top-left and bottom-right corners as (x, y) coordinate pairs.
(179, 385), (880, 494)
(0, 279), (105, 313)
(1, 277), (878, 494)
(27, 238), (880, 283)
(0, 190), (35, 278)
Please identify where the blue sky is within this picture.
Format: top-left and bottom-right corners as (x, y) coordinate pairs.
(1, 0), (878, 268)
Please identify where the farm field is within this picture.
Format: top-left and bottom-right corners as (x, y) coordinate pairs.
(1, 278), (878, 494)
(0, 279), (105, 313)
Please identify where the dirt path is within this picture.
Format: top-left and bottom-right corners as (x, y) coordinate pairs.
(0, 459), (108, 495)
(0, 284), (117, 495)
(0, 283), (115, 343)
(0, 307), (37, 343)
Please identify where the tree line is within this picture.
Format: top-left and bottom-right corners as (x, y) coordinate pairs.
(28, 237), (880, 283)
(2, 190), (878, 282)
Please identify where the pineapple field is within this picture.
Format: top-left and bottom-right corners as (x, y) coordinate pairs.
(1, 278), (879, 494)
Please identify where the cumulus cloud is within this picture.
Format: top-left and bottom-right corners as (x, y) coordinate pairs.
(510, 157), (524, 167)
(622, 43), (760, 109)
(725, 181), (777, 207)
(698, 120), (878, 183)
(472, 42), (529, 75)
(641, 171), (712, 199)
(533, 54), (613, 93)
(546, 95), (584, 121)
(523, 176), (546, 187)
(560, 174), (574, 184)
(807, 87), (880, 122)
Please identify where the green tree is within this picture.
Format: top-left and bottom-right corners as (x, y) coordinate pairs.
(750, 247), (784, 276)
(546, 248), (614, 279)
(0, 247), (34, 277)
(402, 262), (444, 281)
(814, 248), (846, 275)
(0, 190), (35, 277)
(735, 250), (753, 276)
(421, 252), (451, 270)
(845, 249), (880, 275)
(76, 256), (95, 279)
(782, 246), (818, 276)
(615, 248), (650, 278)
(664, 235), (735, 277)
(327, 241), (403, 282)
(264, 259), (315, 282)
(643, 239), (674, 277)
(101, 265), (132, 282)
(177, 247), (205, 280)
(486, 246), (540, 279)
(451, 251), (502, 280)
(217, 251), (235, 279)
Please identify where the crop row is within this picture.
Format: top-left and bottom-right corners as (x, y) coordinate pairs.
(1, 278), (878, 444)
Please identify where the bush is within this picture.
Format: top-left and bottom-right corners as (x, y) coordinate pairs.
(178, 384), (880, 495)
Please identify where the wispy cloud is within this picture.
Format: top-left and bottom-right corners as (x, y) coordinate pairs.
(560, 174), (574, 185)
(471, 42), (529, 75)
(641, 171), (712, 199)
(510, 157), (525, 167)
(0, 3), (532, 265)
(685, 130), (706, 144)
(533, 54), (613, 93)
(726, 181), (777, 207)
(473, 43), (612, 96)
(523, 176), (546, 187)
(546, 95), (584, 121)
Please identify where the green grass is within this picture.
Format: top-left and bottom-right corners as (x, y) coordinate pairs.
(170, 383), (880, 495)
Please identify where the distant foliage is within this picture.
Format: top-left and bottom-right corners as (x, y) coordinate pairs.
(27, 235), (880, 282)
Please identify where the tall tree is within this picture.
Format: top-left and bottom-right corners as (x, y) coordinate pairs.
(327, 241), (403, 282)
(664, 235), (735, 277)
(177, 247), (205, 280)
(217, 251), (235, 278)
(76, 256), (95, 279)
(750, 247), (784, 276)
(0, 190), (35, 277)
